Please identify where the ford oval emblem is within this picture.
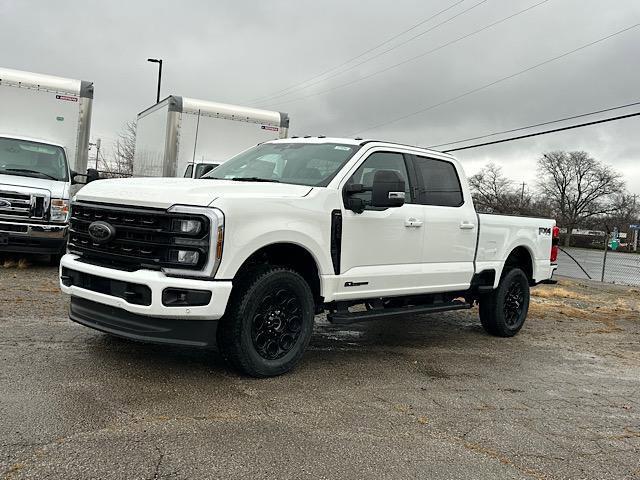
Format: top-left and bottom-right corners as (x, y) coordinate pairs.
(88, 221), (116, 244)
(0, 199), (11, 208)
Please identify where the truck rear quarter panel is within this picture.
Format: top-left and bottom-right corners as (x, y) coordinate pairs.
(477, 213), (555, 286)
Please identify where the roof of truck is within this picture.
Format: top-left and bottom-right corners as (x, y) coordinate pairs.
(138, 95), (288, 127)
(0, 133), (65, 149)
(267, 136), (453, 159)
(0, 67), (93, 98)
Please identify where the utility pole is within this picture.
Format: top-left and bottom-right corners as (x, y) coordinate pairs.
(89, 138), (101, 170)
(633, 194), (638, 252)
(147, 58), (163, 103)
(520, 182), (526, 202)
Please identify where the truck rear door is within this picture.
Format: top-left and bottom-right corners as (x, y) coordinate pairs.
(408, 154), (477, 290)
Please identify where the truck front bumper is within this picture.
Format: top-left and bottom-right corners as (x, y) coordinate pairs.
(0, 221), (67, 254)
(69, 297), (220, 347)
(60, 254), (233, 344)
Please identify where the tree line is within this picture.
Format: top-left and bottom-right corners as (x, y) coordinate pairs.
(469, 151), (638, 247)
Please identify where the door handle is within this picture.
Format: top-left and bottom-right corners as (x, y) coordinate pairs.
(459, 222), (475, 230)
(405, 218), (423, 228)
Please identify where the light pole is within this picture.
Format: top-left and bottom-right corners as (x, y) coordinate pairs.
(147, 58), (163, 103)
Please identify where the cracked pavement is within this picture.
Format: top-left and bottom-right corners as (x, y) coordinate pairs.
(0, 265), (638, 479)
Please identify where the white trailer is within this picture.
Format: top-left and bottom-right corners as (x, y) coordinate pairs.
(0, 67), (94, 257)
(133, 96), (289, 178)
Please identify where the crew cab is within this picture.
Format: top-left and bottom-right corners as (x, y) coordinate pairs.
(59, 138), (558, 377)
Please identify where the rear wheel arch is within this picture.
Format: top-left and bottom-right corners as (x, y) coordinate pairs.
(502, 245), (534, 283)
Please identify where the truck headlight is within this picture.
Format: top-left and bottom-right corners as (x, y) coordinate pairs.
(163, 205), (225, 278)
(171, 218), (202, 235)
(50, 199), (70, 222)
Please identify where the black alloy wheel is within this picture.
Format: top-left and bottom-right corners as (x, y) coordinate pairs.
(251, 287), (303, 360)
(217, 266), (315, 377)
(503, 279), (525, 327)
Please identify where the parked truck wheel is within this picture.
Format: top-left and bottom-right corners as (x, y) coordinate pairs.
(479, 268), (530, 337)
(217, 266), (315, 377)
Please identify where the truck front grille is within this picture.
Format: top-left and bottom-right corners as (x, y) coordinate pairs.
(0, 190), (47, 220)
(68, 202), (210, 272)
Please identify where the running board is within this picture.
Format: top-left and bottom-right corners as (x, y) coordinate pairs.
(327, 301), (472, 325)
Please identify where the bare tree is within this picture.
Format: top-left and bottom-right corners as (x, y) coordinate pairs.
(600, 193), (640, 239)
(537, 151), (624, 246)
(469, 163), (524, 214)
(98, 121), (136, 177)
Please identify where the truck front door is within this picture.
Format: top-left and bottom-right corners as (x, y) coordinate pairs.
(337, 150), (426, 300)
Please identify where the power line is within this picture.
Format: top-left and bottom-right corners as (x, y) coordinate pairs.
(258, 0), (551, 109)
(440, 111), (640, 153)
(350, 23), (640, 136)
(249, 0), (466, 104)
(429, 100), (640, 148)
(251, 0), (486, 105)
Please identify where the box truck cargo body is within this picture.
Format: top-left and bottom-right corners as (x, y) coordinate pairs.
(133, 96), (289, 178)
(0, 67), (93, 256)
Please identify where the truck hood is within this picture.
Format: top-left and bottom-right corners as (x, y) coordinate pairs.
(0, 173), (69, 199)
(74, 177), (313, 209)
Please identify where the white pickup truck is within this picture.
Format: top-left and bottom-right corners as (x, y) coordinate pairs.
(59, 137), (558, 377)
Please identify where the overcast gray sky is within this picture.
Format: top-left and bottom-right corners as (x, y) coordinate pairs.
(2, 0), (639, 193)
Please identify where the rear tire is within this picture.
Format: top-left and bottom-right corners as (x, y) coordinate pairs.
(479, 268), (530, 337)
(217, 266), (315, 377)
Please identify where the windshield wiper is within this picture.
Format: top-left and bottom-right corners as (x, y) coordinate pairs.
(3, 168), (59, 181)
(224, 177), (280, 183)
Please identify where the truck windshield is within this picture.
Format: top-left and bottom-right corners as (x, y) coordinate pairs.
(0, 137), (68, 181)
(203, 142), (360, 186)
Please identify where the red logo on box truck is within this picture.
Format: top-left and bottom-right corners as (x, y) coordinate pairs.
(261, 125), (279, 132)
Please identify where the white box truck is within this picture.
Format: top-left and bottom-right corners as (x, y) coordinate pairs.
(0, 67), (94, 257)
(133, 96), (289, 178)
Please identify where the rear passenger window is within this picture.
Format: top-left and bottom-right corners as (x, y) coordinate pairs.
(184, 164), (194, 178)
(413, 156), (463, 207)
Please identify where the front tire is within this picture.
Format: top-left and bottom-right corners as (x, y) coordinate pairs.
(217, 266), (315, 377)
(479, 268), (530, 337)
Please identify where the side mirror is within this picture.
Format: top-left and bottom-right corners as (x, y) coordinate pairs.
(344, 183), (365, 194)
(343, 183), (366, 213)
(370, 170), (406, 208)
(86, 168), (100, 183)
(70, 170), (81, 185)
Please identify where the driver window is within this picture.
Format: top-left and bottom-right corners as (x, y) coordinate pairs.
(348, 152), (411, 206)
(184, 164), (193, 178)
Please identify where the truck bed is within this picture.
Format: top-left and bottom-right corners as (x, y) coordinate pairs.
(476, 213), (555, 286)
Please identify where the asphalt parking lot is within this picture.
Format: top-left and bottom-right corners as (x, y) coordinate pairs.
(0, 263), (638, 479)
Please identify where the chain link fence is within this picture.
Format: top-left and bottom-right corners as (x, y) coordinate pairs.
(555, 235), (640, 286)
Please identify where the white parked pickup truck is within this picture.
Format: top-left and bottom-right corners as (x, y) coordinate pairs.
(59, 137), (558, 377)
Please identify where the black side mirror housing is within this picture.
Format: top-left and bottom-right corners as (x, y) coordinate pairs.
(344, 183), (365, 194)
(85, 168), (100, 183)
(370, 170), (406, 208)
(70, 170), (81, 185)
